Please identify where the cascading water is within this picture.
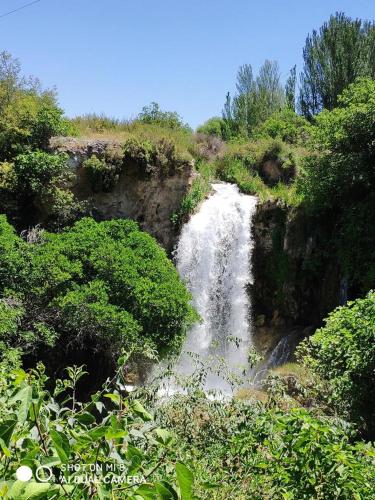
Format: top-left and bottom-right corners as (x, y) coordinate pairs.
(173, 183), (257, 392)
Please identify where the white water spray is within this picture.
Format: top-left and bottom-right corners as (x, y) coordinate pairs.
(173, 183), (257, 391)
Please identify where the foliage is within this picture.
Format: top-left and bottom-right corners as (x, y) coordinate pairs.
(0, 51), (72, 161)
(0, 358), (195, 499)
(254, 108), (310, 144)
(196, 117), (228, 139)
(299, 13), (375, 117)
(0, 217), (197, 361)
(285, 65), (297, 111)
(298, 291), (375, 436)
(0, 150), (84, 229)
(223, 60), (285, 138)
(158, 388), (375, 499)
(83, 154), (121, 192)
(12, 151), (68, 195)
(171, 161), (214, 227)
(0, 334), (374, 499)
(138, 102), (191, 132)
(298, 78), (375, 209)
(123, 136), (191, 176)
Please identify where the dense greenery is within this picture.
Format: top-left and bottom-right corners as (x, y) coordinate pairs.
(0, 355), (197, 499)
(299, 13), (375, 117)
(1, 10), (375, 498)
(0, 216), (196, 365)
(299, 292), (375, 436)
(1, 354), (374, 499)
(0, 51), (72, 161)
(138, 102), (191, 132)
(297, 78), (375, 291)
(298, 78), (375, 209)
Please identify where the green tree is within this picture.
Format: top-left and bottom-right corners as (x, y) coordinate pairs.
(0, 51), (71, 160)
(223, 60), (285, 138)
(285, 65), (297, 110)
(298, 78), (375, 209)
(254, 108), (310, 144)
(299, 12), (375, 118)
(196, 116), (227, 138)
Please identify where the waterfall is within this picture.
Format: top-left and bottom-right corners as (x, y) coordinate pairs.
(173, 183), (257, 392)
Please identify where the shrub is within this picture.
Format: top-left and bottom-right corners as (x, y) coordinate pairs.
(12, 151), (68, 194)
(158, 390), (375, 498)
(123, 137), (191, 176)
(83, 154), (121, 192)
(0, 216), (197, 360)
(254, 108), (310, 144)
(196, 117), (228, 139)
(0, 81), (70, 160)
(171, 162), (214, 227)
(298, 291), (375, 435)
(138, 102), (191, 132)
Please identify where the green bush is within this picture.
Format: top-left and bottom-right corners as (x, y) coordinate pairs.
(171, 161), (214, 227)
(158, 390), (375, 498)
(196, 116), (228, 139)
(298, 292), (375, 435)
(12, 151), (68, 195)
(138, 102), (191, 132)
(83, 154), (121, 192)
(123, 137), (191, 176)
(0, 216), (197, 360)
(254, 108), (310, 144)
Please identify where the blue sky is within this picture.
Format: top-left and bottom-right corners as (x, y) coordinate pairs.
(1, 0), (374, 128)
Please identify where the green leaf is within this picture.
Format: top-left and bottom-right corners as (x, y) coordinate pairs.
(132, 400), (153, 421)
(76, 412), (96, 425)
(104, 393), (121, 405)
(0, 419), (17, 447)
(14, 386), (32, 423)
(154, 428), (173, 446)
(156, 481), (178, 499)
(50, 429), (70, 463)
(134, 483), (157, 499)
(105, 427), (127, 440)
(87, 425), (109, 440)
(0, 436), (11, 458)
(175, 462), (194, 500)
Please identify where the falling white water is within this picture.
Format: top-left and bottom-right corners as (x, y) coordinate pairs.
(173, 183), (257, 392)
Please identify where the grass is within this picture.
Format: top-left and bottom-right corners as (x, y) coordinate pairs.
(70, 114), (195, 162)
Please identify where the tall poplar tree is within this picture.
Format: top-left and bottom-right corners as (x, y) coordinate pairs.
(299, 12), (375, 118)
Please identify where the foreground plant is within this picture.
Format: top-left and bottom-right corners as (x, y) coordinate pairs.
(0, 353), (194, 499)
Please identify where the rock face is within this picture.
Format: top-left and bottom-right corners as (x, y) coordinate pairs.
(251, 200), (341, 358)
(50, 137), (195, 251)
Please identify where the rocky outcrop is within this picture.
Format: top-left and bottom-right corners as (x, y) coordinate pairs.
(251, 200), (342, 358)
(50, 137), (195, 251)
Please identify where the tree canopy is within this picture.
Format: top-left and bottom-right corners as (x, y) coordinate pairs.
(299, 12), (375, 118)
